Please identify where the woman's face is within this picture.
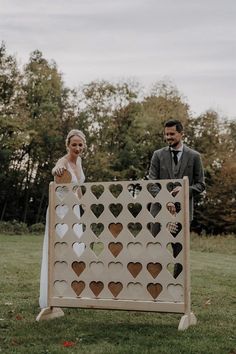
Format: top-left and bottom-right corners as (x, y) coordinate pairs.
(67, 135), (85, 158)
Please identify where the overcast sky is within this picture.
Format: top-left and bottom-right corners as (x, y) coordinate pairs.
(1, 0), (235, 119)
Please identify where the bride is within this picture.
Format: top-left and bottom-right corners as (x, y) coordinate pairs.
(39, 129), (86, 309)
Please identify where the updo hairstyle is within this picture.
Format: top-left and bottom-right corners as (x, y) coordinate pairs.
(65, 129), (87, 151)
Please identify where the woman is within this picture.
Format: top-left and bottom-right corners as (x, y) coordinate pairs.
(39, 129), (86, 309)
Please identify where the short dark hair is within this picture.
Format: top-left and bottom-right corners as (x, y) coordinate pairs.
(164, 119), (183, 133)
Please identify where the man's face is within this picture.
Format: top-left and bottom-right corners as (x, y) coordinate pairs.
(164, 126), (183, 148)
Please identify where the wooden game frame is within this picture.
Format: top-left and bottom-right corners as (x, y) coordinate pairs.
(36, 177), (197, 330)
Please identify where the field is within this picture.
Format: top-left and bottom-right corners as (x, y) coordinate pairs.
(0, 233), (235, 354)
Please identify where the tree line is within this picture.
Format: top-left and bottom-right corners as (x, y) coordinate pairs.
(0, 43), (235, 234)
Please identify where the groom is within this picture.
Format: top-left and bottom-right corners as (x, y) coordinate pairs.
(148, 119), (205, 277)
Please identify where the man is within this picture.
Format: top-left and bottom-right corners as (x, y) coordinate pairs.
(148, 119), (205, 277)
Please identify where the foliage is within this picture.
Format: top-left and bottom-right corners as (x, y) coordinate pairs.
(187, 112), (236, 233)
(0, 221), (46, 235)
(0, 221), (28, 235)
(29, 223), (45, 235)
(0, 44), (235, 234)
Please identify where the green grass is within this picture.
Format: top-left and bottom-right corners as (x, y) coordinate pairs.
(0, 233), (236, 354)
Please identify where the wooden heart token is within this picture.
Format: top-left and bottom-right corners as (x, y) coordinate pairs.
(89, 281), (104, 297)
(108, 242), (123, 257)
(108, 282), (123, 297)
(127, 262), (142, 278)
(72, 261), (86, 277)
(147, 283), (162, 299)
(55, 169), (72, 184)
(108, 223), (123, 238)
(71, 280), (85, 296)
(147, 263), (162, 278)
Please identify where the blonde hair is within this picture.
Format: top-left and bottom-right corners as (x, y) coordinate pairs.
(65, 129), (87, 149)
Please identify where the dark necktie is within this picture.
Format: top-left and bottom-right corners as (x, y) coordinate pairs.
(172, 150), (179, 165)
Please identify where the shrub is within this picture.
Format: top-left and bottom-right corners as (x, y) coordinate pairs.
(0, 220), (29, 235)
(29, 223), (45, 235)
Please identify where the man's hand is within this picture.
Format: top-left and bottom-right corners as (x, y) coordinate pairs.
(171, 186), (181, 197)
(167, 202), (176, 216)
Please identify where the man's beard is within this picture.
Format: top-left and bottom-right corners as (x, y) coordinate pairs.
(167, 140), (179, 148)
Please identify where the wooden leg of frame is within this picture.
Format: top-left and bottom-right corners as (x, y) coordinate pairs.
(36, 307), (65, 321)
(178, 312), (197, 331)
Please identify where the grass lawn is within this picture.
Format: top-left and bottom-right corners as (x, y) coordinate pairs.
(0, 233), (235, 354)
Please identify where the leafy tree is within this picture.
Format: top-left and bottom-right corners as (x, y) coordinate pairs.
(76, 80), (142, 181)
(0, 43), (29, 221)
(187, 112), (236, 233)
(138, 81), (191, 175)
(22, 50), (78, 223)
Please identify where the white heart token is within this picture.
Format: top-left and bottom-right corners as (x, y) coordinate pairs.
(56, 204), (69, 219)
(73, 242), (86, 257)
(73, 223), (84, 239)
(56, 223), (68, 239)
(73, 204), (81, 219)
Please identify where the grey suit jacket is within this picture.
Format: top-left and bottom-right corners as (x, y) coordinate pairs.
(149, 144), (205, 221)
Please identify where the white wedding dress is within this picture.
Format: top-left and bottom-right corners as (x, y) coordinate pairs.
(39, 162), (85, 308)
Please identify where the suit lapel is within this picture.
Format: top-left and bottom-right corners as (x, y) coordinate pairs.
(163, 147), (173, 178)
(179, 145), (190, 177)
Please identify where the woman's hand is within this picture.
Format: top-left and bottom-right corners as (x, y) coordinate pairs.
(54, 166), (66, 176)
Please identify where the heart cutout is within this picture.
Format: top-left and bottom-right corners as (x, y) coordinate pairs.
(147, 222), (161, 237)
(56, 204), (69, 219)
(147, 183), (161, 198)
(71, 280), (85, 296)
(90, 242), (104, 256)
(73, 204), (81, 219)
(108, 242), (123, 257)
(55, 186), (69, 200)
(167, 263), (183, 278)
(146, 242), (162, 258)
(167, 242), (182, 258)
(89, 281), (104, 297)
(147, 283), (162, 299)
(128, 223), (142, 237)
(108, 282), (123, 297)
(108, 223), (123, 238)
(127, 183), (142, 198)
(127, 282), (143, 298)
(166, 181), (182, 197)
(108, 262), (123, 273)
(168, 284), (184, 301)
(54, 280), (68, 296)
(72, 185), (86, 197)
(127, 262), (142, 278)
(73, 223), (85, 239)
(148, 202), (162, 217)
(55, 223), (68, 239)
(54, 261), (68, 274)
(109, 203), (123, 218)
(91, 185), (104, 199)
(166, 202), (181, 215)
(73, 242), (86, 257)
(167, 222), (182, 237)
(109, 184), (123, 198)
(128, 203), (142, 218)
(54, 242), (68, 257)
(90, 223), (104, 237)
(89, 261), (105, 275)
(91, 204), (104, 218)
(127, 242), (142, 257)
(147, 263), (162, 278)
(72, 261), (86, 277)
